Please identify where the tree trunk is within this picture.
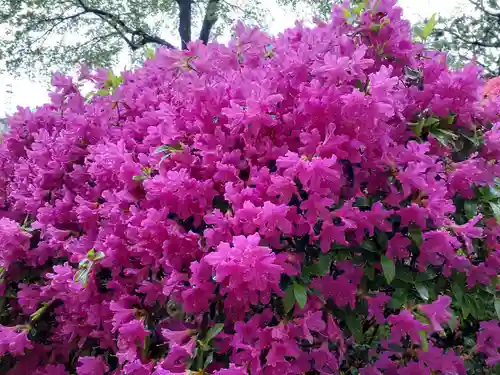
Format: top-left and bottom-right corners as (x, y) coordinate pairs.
(177, 0), (192, 49)
(199, 0), (220, 45)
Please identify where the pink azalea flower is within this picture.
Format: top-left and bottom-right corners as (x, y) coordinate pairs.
(418, 295), (453, 332)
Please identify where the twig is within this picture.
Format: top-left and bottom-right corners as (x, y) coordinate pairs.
(74, 0), (177, 49)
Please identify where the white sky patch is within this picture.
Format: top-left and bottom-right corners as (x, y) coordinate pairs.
(0, 0), (471, 116)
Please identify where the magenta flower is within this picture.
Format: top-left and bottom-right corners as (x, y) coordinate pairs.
(204, 233), (283, 306)
(77, 356), (109, 375)
(297, 310), (326, 343)
(0, 325), (32, 356)
(387, 310), (428, 345)
(477, 320), (500, 366)
(213, 365), (247, 375)
(398, 361), (432, 375)
(419, 344), (466, 374)
(0, 218), (31, 269)
(386, 233), (411, 260)
(449, 214), (483, 254)
(418, 295), (453, 332)
(366, 293), (391, 324)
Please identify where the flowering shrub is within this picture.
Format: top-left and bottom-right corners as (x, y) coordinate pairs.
(485, 76), (500, 99)
(1, 0), (500, 374)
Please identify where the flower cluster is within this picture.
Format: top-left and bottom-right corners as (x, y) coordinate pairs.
(1, 0), (500, 374)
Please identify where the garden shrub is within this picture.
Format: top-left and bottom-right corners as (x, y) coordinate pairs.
(1, 0), (500, 374)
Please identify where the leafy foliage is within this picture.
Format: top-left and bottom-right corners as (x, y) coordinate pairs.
(0, 0), (267, 76)
(0, 0), (340, 79)
(425, 0), (500, 77)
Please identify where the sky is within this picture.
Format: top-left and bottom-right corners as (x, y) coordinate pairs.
(0, 0), (471, 116)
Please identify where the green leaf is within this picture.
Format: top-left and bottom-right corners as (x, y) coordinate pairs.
(352, 2), (365, 15)
(396, 265), (413, 283)
(364, 265), (375, 280)
(464, 294), (480, 319)
(424, 116), (440, 128)
(304, 254), (332, 277)
(422, 13), (438, 39)
(205, 323), (224, 342)
(404, 66), (422, 81)
(389, 288), (408, 308)
(145, 46), (155, 59)
(74, 267), (91, 287)
(451, 280), (464, 304)
(105, 71), (124, 89)
(283, 285), (296, 313)
(495, 299), (500, 320)
(381, 255), (395, 284)
(411, 118), (425, 137)
(408, 224), (423, 247)
(85, 91), (97, 102)
(375, 230), (388, 250)
(155, 144), (183, 154)
(430, 128), (458, 147)
(415, 270), (435, 282)
(203, 351), (214, 369)
(155, 143), (183, 164)
(415, 284), (429, 301)
(419, 330), (429, 352)
(293, 283), (308, 309)
(361, 239), (378, 253)
(464, 200), (478, 219)
(160, 153), (171, 163)
(30, 302), (51, 321)
(412, 26), (424, 40)
(141, 335), (150, 361)
(346, 313), (364, 343)
(448, 312), (457, 332)
(490, 201), (500, 223)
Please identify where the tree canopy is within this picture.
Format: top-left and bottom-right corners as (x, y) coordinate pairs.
(0, 0), (365, 79)
(0, 0), (267, 76)
(430, 0), (500, 77)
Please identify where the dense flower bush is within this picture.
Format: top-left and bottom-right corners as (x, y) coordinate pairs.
(1, 0), (500, 374)
(485, 76), (500, 99)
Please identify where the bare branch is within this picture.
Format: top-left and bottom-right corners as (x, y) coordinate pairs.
(444, 29), (500, 48)
(28, 12), (87, 47)
(40, 11), (87, 24)
(468, 0), (500, 18)
(74, 0), (177, 49)
(199, 0), (220, 44)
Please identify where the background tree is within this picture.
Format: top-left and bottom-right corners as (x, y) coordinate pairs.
(428, 0), (500, 77)
(0, 0), (359, 80)
(0, 0), (269, 77)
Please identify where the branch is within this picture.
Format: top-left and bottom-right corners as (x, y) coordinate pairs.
(469, 0), (500, 18)
(457, 52), (487, 69)
(28, 12), (86, 47)
(176, 0), (192, 49)
(40, 11), (87, 24)
(444, 29), (500, 48)
(199, 0), (220, 44)
(74, 0), (177, 50)
(77, 31), (118, 49)
(135, 33), (176, 49)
